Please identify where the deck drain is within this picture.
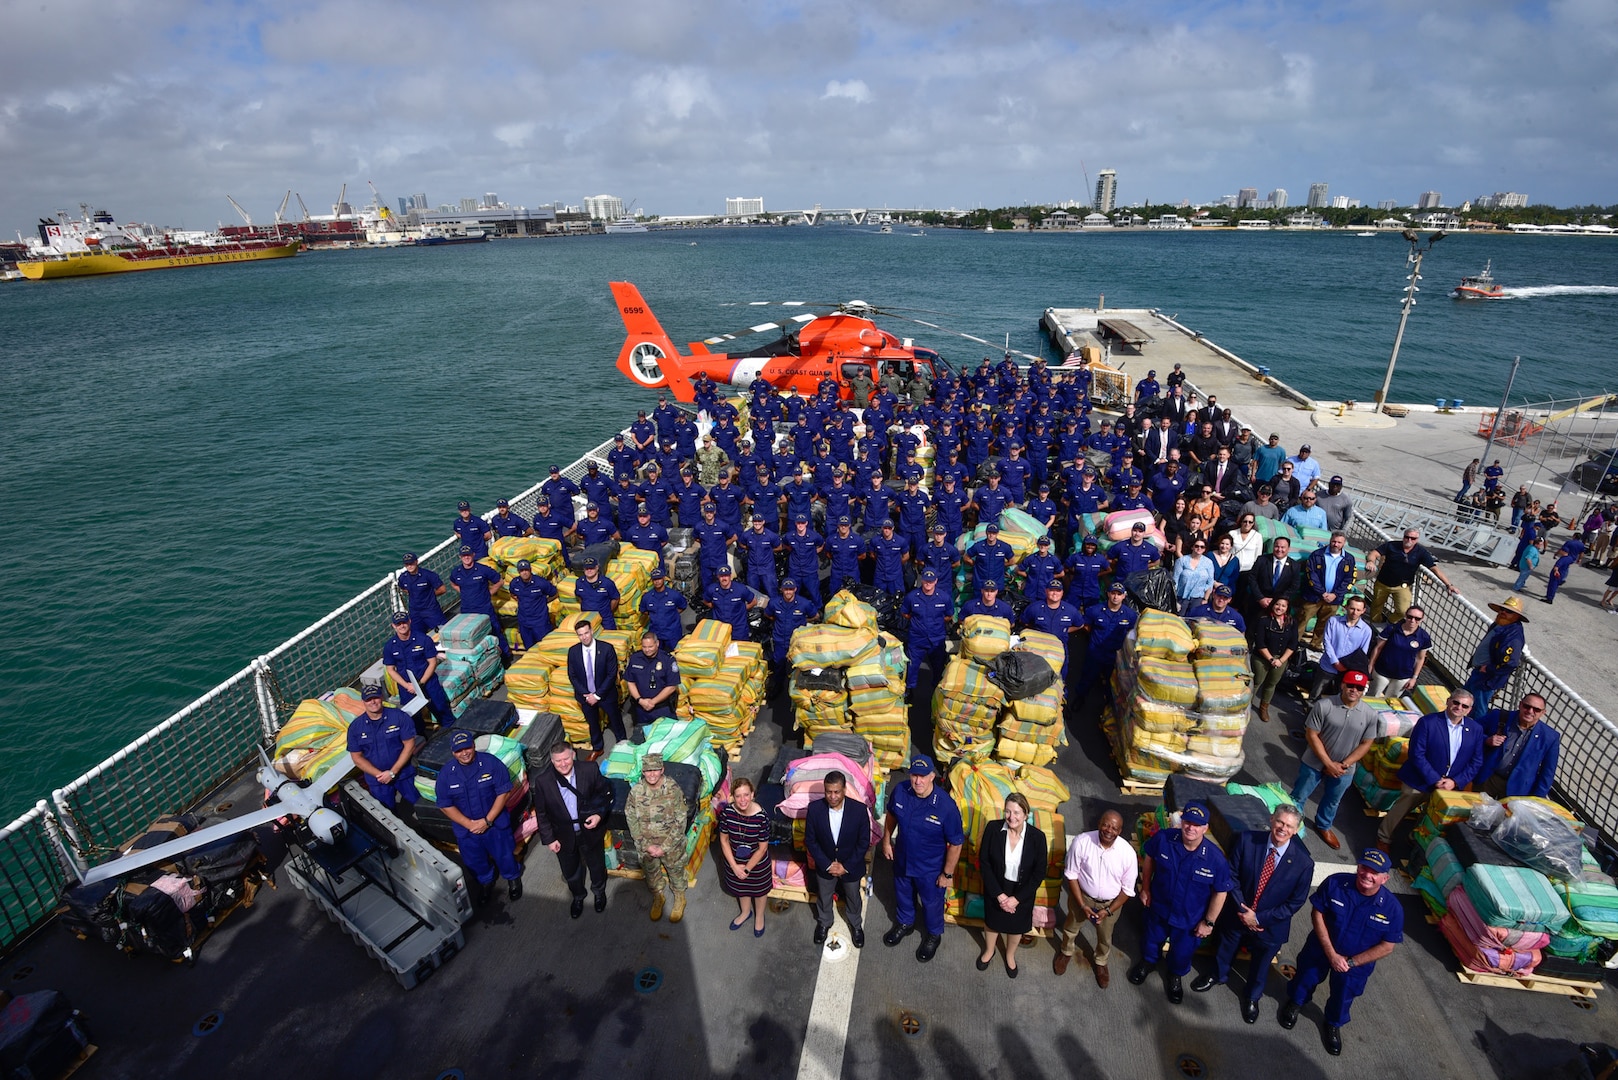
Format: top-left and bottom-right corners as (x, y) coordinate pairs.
(192, 1011), (224, 1037)
(9, 965), (34, 982)
(769, 898), (792, 914)
(634, 966), (663, 994)
(898, 1011), (925, 1038)
(1573, 996), (1595, 1011)
(215, 802), (234, 813)
(1175, 1053), (1207, 1077)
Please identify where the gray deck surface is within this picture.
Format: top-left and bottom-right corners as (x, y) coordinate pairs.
(7, 313), (1615, 1080)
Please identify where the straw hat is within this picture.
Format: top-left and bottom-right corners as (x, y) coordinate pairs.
(1487, 595), (1530, 623)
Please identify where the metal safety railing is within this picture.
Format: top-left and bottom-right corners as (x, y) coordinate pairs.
(1349, 485), (1517, 565)
(0, 426), (636, 955)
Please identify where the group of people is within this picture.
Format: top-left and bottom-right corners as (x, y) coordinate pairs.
(1503, 488), (1618, 611)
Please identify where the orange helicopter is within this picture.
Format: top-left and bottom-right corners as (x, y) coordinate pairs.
(611, 281), (959, 403)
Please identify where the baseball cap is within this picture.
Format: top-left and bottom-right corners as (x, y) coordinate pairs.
(932, 524), (946, 535)
(1082, 535), (1098, 545)
(1358, 848), (1392, 873)
(537, 496), (552, 506)
(586, 502), (600, 511)
(496, 499), (509, 508)
(402, 553), (418, 565)
(582, 556), (599, 569)
(717, 565), (733, 576)
(549, 465), (561, 474)
(1038, 535), (1052, 546)
(516, 559), (532, 570)
(1046, 580), (1064, 592)
(1341, 669), (1369, 689)
(908, 756), (936, 776)
(650, 567), (666, 580)
(450, 730), (476, 751)
(982, 580), (1001, 591)
(1329, 475), (1344, 484)
(1108, 582), (1127, 594)
(637, 507), (650, 516)
(1131, 522), (1147, 532)
(1181, 802), (1210, 826)
(587, 460), (600, 470)
(1212, 584), (1232, 598)
(1299, 444), (1312, 452)
(838, 516), (852, 525)
(985, 523), (1000, 534)
(751, 513), (765, 523)
(458, 545), (474, 556)
(919, 569), (938, 582)
(457, 500), (471, 511)
(361, 684), (384, 701)
(795, 514), (808, 523)
(881, 520), (895, 529)
(390, 611), (411, 625)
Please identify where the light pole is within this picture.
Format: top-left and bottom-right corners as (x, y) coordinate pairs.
(1374, 229), (1446, 410)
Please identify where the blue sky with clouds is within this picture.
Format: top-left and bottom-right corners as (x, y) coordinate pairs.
(1, 0), (1613, 231)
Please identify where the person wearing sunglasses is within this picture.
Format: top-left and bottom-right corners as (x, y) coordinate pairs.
(1366, 607), (1432, 697)
(1476, 694), (1560, 800)
(1375, 691), (1485, 852)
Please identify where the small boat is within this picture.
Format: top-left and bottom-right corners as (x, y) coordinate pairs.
(1453, 260), (1507, 300)
(1355, 231), (1375, 237)
(878, 224), (893, 234)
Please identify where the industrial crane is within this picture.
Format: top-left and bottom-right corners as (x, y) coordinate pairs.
(274, 190), (292, 224)
(225, 195), (254, 227)
(334, 182), (348, 219)
(295, 193), (311, 222)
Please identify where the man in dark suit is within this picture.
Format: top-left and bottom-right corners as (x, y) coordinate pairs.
(1477, 693), (1561, 799)
(1202, 445), (1243, 503)
(1193, 806), (1314, 1023)
(804, 770), (872, 948)
(1243, 537), (1297, 624)
(534, 743), (613, 917)
(1140, 416), (1179, 469)
(1377, 691), (1485, 850)
(1163, 385), (1190, 427)
(567, 621), (623, 759)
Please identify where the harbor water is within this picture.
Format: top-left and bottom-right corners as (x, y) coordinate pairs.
(1, 226), (1615, 820)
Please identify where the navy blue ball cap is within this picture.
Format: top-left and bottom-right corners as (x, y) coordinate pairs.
(702, 501), (716, 510)
(1108, 581), (1127, 593)
(402, 553), (418, 565)
(751, 513), (765, 523)
(880, 519), (895, 529)
(983, 580), (1001, 591)
(1213, 584), (1232, 598)
(1359, 848), (1392, 873)
(932, 524), (946, 535)
(549, 465), (561, 473)
(716, 565), (733, 576)
(587, 460), (600, 470)
(838, 516), (851, 525)
(1181, 801), (1210, 826)
(1046, 579), (1064, 592)
(496, 499), (509, 508)
(650, 567), (666, 579)
(795, 514), (808, 523)
(908, 756), (936, 776)
(586, 502), (600, 511)
(985, 523), (999, 533)
(390, 611), (411, 625)
(614, 433), (625, 440)
(458, 545), (474, 556)
(537, 495), (551, 506)
(637, 506), (651, 516)
(920, 569), (938, 582)
(1082, 535), (1098, 545)
(361, 684), (384, 700)
(450, 729), (476, 751)
(1038, 535), (1052, 545)
(680, 467), (693, 476)
(516, 559), (532, 570)
(782, 578), (798, 590)
(457, 500), (471, 510)
(582, 556), (599, 569)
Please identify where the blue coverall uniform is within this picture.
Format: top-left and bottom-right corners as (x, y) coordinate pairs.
(900, 587), (953, 689)
(737, 527), (781, 596)
(452, 515), (491, 559)
(639, 586), (689, 653)
(1020, 551), (1064, 597)
(824, 533), (867, 591)
(1064, 549), (1111, 610)
(624, 649), (682, 727)
(767, 592), (819, 666)
(1109, 539), (1160, 578)
(382, 630), (456, 730)
(869, 531), (910, 596)
(783, 529), (825, 605)
(450, 562), (510, 661)
(573, 574), (622, 631)
(347, 707), (420, 808)
(691, 520), (735, 593)
(436, 751), (520, 886)
(490, 510), (529, 538)
(398, 567), (447, 635)
(1019, 601), (1081, 677)
(974, 485), (1013, 527)
(1141, 828), (1235, 977)
(705, 579), (754, 641)
(965, 538), (1015, 592)
(540, 476), (581, 527)
(888, 782), (966, 936)
(1286, 874), (1404, 1026)
(509, 574), (558, 648)
(1078, 602), (1139, 697)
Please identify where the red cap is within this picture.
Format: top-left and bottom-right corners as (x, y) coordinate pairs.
(1341, 670), (1369, 688)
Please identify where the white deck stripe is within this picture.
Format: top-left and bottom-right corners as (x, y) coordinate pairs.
(795, 907), (862, 1080)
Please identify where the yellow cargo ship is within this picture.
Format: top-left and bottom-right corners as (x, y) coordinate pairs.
(18, 207), (301, 280)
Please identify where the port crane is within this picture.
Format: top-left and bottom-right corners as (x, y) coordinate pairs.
(225, 195), (254, 228)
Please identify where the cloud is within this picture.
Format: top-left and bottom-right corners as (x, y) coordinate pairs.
(823, 79), (872, 104)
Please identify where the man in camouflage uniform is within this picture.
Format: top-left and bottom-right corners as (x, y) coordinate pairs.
(882, 365), (908, 399)
(907, 370), (932, 408)
(695, 434), (731, 487)
(848, 367), (876, 407)
(625, 752), (691, 922)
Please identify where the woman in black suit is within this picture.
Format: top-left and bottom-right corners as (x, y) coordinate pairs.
(975, 793), (1047, 977)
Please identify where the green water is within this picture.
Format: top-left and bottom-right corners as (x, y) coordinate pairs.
(2, 227), (1615, 821)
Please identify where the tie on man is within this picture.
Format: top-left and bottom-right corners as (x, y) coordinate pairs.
(1251, 849), (1277, 909)
(585, 643), (596, 695)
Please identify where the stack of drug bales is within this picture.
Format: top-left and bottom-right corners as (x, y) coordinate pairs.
(1350, 695), (1425, 814)
(786, 595), (884, 742)
(487, 535), (565, 651)
(824, 591), (910, 770)
(1182, 619), (1253, 781)
(932, 614), (1013, 764)
(675, 619), (767, 756)
(993, 629), (1068, 767)
(438, 613), (505, 708)
(946, 760), (1069, 931)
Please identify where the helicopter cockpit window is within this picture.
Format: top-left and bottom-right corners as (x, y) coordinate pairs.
(883, 360), (915, 380)
(840, 363), (867, 382)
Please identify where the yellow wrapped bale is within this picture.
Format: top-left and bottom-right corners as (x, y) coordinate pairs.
(505, 654), (552, 709)
(1190, 619), (1249, 659)
(273, 699), (352, 781)
(823, 590), (881, 634)
(1135, 656), (1199, 706)
(690, 618), (734, 648)
(1135, 609), (1196, 660)
(937, 657), (1007, 708)
(996, 739), (1057, 766)
(959, 615), (1012, 662)
(490, 535), (563, 572)
(788, 623), (879, 670)
(612, 547), (659, 584)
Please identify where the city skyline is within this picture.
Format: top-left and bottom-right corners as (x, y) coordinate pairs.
(0, 0), (1612, 232)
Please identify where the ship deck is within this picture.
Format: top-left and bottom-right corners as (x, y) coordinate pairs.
(5, 308), (1615, 1080)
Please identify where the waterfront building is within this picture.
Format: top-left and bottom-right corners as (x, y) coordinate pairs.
(725, 196), (765, 217)
(1306, 182), (1329, 208)
(1269, 188), (1288, 208)
(584, 195), (626, 221)
(1418, 191), (1444, 209)
(1094, 169), (1117, 213)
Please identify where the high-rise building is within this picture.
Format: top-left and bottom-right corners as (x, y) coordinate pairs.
(1476, 192), (1529, 209)
(409, 193), (429, 210)
(1418, 191), (1443, 209)
(1377, 200), (1400, 211)
(459, 197), (478, 213)
(583, 194), (625, 220)
(1307, 183), (1329, 208)
(725, 196), (765, 217)
(1237, 187), (1259, 208)
(1094, 169), (1117, 213)
(1269, 188), (1288, 209)
(397, 198), (409, 218)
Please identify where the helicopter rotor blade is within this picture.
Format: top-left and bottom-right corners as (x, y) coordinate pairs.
(700, 312), (819, 345)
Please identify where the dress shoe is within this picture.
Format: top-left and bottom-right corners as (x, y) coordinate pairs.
(1053, 952), (1071, 976)
(1191, 973), (1220, 993)
(1375, 839), (1391, 853)
(594, 892), (608, 913)
(1241, 999), (1260, 1024)
(1324, 1025), (1343, 1055)
(587, 748), (604, 763)
(668, 893), (687, 923)
(814, 925), (829, 946)
(507, 878), (523, 902)
(649, 893), (664, 921)
(1095, 963), (1110, 988)
(1005, 957), (1019, 979)
(883, 924), (915, 947)
(975, 955), (991, 971)
(1166, 976), (1184, 1004)
(1278, 1002), (1300, 1030)
(916, 933), (941, 962)
(570, 895), (585, 919)
(851, 929), (865, 949)
(1126, 959), (1153, 985)
(1318, 829), (1342, 851)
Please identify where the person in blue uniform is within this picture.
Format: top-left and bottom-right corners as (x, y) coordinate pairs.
(1109, 523), (1160, 578)
(933, 474), (969, 542)
(690, 502), (735, 594)
(767, 579), (819, 690)
(347, 683), (420, 811)
(381, 612), (456, 732)
(737, 514), (781, 597)
(917, 524), (959, 584)
(893, 478), (931, 557)
(1185, 584), (1247, 632)
(901, 569), (954, 689)
(398, 553), (447, 635)
(630, 409), (657, 454)
(638, 569), (688, 652)
(1135, 370), (1160, 403)
(869, 520), (910, 598)
(1461, 597), (1528, 707)
(452, 501), (492, 559)
(1279, 849), (1404, 1056)
(783, 471), (818, 526)
(1544, 539), (1584, 604)
(575, 503), (618, 547)
(704, 565), (757, 640)
(824, 517), (868, 592)
(997, 444), (1032, 503)
(622, 507), (669, 569)
(1019, 581), (1082, 677)
(566, 554), (619, 626)
(1064, 535), (1111, 612)
(670, 467), (706, 527)
(973, 468), (1014, 527)
(436, 728), (522, 905)
(856, 473), (894, 535)
(653, 394), (680, 442)
(540, 466), (582, 528)
(965, 523), (1015, 593)
(639, 465), (675, 527)
(624, 631), (681, 729)
(580, 461), (615, 511)
(489, 499), (530, 538)
(449, 546), (510, 662)
(1021, 535), (1064, 597)
(1193, 806), (1314, 1024)
(1024, 484), (1059, 534)
(1127, 802), (1234, 1003)
(530, 496), (572, 544)
(747, 464), (784, 523)
(607, 433), (640, 480)
(1113, 480), (1152, 513)
(782, 515), (826, 606)
(509, 559), (559, 649)
(612, 475), (644, 536)
(882, 756), (965, 963)
(1077, 583), (1139, 699)
(960, 579), (1015, 622)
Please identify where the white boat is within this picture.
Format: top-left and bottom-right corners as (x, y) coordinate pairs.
(604, 217), (648, 234)
(1355, 231), (1376, 237)
(878, 224), (893, 234)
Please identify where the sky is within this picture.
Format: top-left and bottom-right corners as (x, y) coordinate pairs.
(1, 0), (1615, 233)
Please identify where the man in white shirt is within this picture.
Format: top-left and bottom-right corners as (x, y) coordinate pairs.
(1054, 809), (1137, 988)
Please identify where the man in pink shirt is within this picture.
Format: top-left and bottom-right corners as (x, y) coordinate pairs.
(1053, 809), (1138, 988)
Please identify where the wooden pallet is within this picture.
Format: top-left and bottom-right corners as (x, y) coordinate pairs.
(58, 1045), (97, 1079)
(1120, 778), (1166, 798)
(1456, 968), (1600, 1000)
(768, 883), (814, 905)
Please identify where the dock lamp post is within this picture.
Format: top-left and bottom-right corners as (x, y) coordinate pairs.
(1374, 229), (1446, 410)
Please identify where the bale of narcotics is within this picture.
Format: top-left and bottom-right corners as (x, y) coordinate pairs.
(788, 623), (879, 670)
(958, 615), (1012, 662)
